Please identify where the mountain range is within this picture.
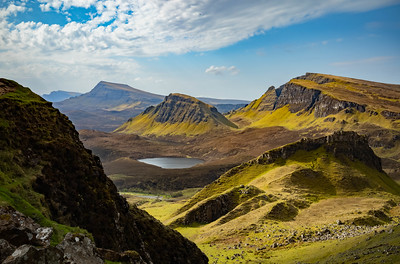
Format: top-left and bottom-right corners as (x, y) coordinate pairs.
(1, 72), (400, 263)
(54, 81), (249, 132)
(91, 73), (399, 193)
(42, 90), (82, 102)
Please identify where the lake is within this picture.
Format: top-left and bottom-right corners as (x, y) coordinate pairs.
(138, 157), (204, 169)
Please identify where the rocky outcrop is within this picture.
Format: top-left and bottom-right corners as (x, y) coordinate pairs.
(0, 79), (208, 263)
(219, 131), (382, 179)
(274, 81), (366, 117)
(0, 206), (53, 248)
(0, 206), (106, 264)
(173, 185), (263, 225)
(115, 93), (237, 135)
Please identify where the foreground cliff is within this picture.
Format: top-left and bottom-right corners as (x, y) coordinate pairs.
(115, 93), (238, 136)
(0, 78), (207, 263)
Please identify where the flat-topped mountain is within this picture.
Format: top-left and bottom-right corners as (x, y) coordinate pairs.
(54, 81), (165, 131)
(0, 78), (207, 263)
(115, 93), (238, 136)
(231, 72), (400, 121)
(229, 73), (400, 181)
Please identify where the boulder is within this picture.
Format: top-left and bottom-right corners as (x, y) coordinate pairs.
(2, 244), (63, 264)
(0, 206), (53, 247)
(0, 239), (16, 263)
(56, 233), (103, 264)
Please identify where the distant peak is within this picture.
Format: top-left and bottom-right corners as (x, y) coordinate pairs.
(166, 93), (202, 103)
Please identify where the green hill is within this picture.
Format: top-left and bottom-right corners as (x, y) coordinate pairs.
(163, 131), (400, 262)
(229, 73), (400, 182)
(115, 93), (238, 136)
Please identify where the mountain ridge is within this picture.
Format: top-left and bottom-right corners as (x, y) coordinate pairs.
(42, 90), (82, 102)
(115, 93), (238, 136)
(228, 72), (400, 181)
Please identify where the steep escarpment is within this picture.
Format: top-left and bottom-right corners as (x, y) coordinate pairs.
(0, 78), (207, 263)
(232, 73), (400, 119)
(228, 73), (400, 181)
(115, 93), (238, 136)
(175, 131), (400, 220)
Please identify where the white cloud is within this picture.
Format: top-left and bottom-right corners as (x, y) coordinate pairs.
(38, 0), (97, 11)
(0, 4), (26, 18)
(1, 0), (399, 93)
(3, 0), (400, 56)
(205, 65), (239, 75)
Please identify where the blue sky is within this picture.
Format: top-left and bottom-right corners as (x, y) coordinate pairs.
(1, 0), (400, 100)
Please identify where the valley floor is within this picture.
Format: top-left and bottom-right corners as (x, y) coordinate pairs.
(122, 190), (400, 264)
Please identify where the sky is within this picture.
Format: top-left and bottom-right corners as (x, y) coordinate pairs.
(1, 0), (400, 100)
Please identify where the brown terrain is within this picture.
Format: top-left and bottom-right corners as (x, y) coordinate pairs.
(80, 126), (317, 192)
(80, 73), (400, 193)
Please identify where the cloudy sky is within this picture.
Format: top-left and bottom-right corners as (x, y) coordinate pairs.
(1, 0), (400, 100)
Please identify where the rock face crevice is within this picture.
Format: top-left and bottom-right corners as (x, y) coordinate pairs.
(0, 79), (208, 263)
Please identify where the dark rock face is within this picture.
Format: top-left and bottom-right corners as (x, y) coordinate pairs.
(225, 131), (382, 176)
(180, 192), (235, 225)
(240, 73), (367, 118)
(381, 110), (400, 120)
(150, 93), (237, 128)
(275, 82), (322, 113)
(0, 79), (208, 263)
(274, 82), (366, 117)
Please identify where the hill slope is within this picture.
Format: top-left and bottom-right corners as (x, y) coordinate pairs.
(229, 73), (400, 181)
(54, 81), (165, 131)
(173, 131), (399, 223)
(164, 131), (400, 262)
(0, 78), (207, 263)
(115, 93), (238, 136)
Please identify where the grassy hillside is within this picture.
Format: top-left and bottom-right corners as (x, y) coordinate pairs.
(115, 93), (238, 136)
(228, 73), (400, 183)
(146, 132), (400, 262)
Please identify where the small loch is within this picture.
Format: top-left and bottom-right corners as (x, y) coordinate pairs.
(138, 157), (204, 169)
